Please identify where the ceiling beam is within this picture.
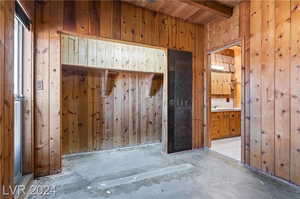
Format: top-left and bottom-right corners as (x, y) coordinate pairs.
(179, 0), (233, 18)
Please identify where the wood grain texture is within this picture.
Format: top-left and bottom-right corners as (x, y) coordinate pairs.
(62, 67), (163, 154)
(61, 34), (166, 73)
(274, 0), (291, 181)
(35, 0), (64, 176)
(0, 2), (4, 195)
(250, 0), (262, 170)
(261, 0), (275, 175)
(35, 0), (51, 177)
(206, 5), (240, 51)
(0, 0), (14, 198)
(123, 0), (235, 24)
(290, 0), (300, 186)
(211, 111), (241, 140)
(35, 0), (204, 176)
(49, 0), (63, 175)
(247, 0), (300, 185)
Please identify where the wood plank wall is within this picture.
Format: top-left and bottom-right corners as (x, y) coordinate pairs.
(206, 6), (240, 50)
(206, 0), (300, 186)
(34, 0), (204, 177)
(62, 67), (163, 154)
(0, 1), (14, 198)
(249, 0), (300, 186)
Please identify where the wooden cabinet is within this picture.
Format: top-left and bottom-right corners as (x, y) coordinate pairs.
(229, 111), (241, 137)
(211, 72), (232, 95)
(211, 111), (241, 140)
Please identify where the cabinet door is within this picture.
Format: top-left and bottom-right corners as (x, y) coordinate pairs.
(211, 112), (222, 139)
(229, 111), (241, 137)
(222, 112), (231, 137)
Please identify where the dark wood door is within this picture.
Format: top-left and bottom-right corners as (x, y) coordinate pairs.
(168, 49), (193, 153)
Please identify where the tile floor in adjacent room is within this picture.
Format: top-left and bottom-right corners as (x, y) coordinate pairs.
(25, 143), (300, 199)
(211, 136), (241, 161)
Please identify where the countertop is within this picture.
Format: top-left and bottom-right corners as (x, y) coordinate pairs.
(211, 108), (241, 112)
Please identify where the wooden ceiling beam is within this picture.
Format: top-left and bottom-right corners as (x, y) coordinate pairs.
(179, 0), (233, 18)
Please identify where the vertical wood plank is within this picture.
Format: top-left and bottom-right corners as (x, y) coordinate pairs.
(0, 1), (5, 192)
(100, 0), (121, 39)
(75, 0), (89, 35)
(261, 0), (275, 175)
(89, 0), (101, 37)
(121, 73), (130, 146)
(168, 17), (177, 49)
(62, 70), (71, 155)
(49, 0), (63, 174)
(70, 72), (80, 153)
(87, 71), (94, 151)
(35, 1), (51, 176)
(250, 0), (262, 169)
(159, 14), (169, 47)
(61, 35), (68, 65)
(0, 1), (14, 196)
(78, 38), (88, 66)
(104, 72), (114, 149)
(112, 0), (121, 40)
(275, 0), (291, 180)
(63, 0), (75, 32)
(129, 73), (138, 145)
(290, 0), (300, 185)
(92, 71), (101, 150)
(88, 39), (97, 67)
(113, 75), (122, 147)
(78, 72), (89, 152)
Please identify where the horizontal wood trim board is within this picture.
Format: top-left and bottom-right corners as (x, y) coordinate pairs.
(61, 34), (166, 73)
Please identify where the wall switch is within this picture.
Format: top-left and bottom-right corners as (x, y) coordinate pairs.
(37, 80), (44, 91)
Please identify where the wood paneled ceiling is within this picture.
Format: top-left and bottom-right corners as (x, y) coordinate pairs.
(123, 0), (242, 24)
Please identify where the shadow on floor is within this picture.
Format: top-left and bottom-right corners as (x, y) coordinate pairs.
(25, 143), (300, 199)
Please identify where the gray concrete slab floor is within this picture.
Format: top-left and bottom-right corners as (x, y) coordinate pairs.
(211, 136), (241, 161)
(25, 144), (300, 199)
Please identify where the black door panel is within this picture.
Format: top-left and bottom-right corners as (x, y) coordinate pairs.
(168, 49), (193, 153)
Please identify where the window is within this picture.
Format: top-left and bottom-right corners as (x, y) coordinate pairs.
(14, 16), (25, 184)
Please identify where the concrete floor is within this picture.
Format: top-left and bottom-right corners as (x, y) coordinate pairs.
(211, 136), (241, 161)
(26, 144), (300, 199)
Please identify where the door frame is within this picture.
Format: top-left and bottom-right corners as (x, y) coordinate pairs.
(204, 39), (246, 163)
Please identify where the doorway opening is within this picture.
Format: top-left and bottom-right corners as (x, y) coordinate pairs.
(209, 45), (242, 161)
